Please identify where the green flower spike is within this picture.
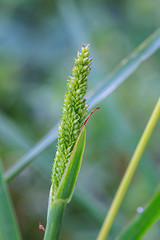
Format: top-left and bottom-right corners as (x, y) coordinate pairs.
(50, 44), (92, 202)
(44, 45), (99, 240)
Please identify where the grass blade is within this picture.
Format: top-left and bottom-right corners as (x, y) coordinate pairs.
(4, 28), (160, 182)
(97, 98), (160, 240)
(4, 124), (58, 182)
(0, 162), (22, 240)
(44, 126), (86, 240)
(117, 188), (160, 240)
(87, 28), (160, 108)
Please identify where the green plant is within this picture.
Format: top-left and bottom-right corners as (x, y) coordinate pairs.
(0, 29), (160, 240)
(44, 45), (99, 239)
(50, 44), (91, 201)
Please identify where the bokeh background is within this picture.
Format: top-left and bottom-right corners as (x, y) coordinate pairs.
(0, 0), (160, 239)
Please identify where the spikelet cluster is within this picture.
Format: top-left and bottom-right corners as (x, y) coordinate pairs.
(51, 45), (92, 199)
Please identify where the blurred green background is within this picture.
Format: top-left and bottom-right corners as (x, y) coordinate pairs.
(0, 0), (160, 239)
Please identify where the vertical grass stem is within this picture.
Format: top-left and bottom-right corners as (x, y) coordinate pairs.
(97, 98), (160, 240)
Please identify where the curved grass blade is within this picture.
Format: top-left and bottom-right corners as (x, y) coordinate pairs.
(44, 126), (86, 240)
(87, 28), (160, 108)
(117, 188), (160, 240)
(4, 28), (160, 182)
(4, 124), (58, 182)
(0, 162), (22, 240)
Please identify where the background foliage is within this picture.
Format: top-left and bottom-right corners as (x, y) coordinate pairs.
(0, 0), (160, 239)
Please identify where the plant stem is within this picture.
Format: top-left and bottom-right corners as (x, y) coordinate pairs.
(44, 199), (67, 240)
(97, 98), (160, 240)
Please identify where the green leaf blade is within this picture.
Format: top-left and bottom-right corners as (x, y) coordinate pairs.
(55, 125), (86, 202)
(44, 126), (86, 240)
(0, 163), (22, 240)
(117, 188), (160, 240)
(87, 28), (160, 108)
